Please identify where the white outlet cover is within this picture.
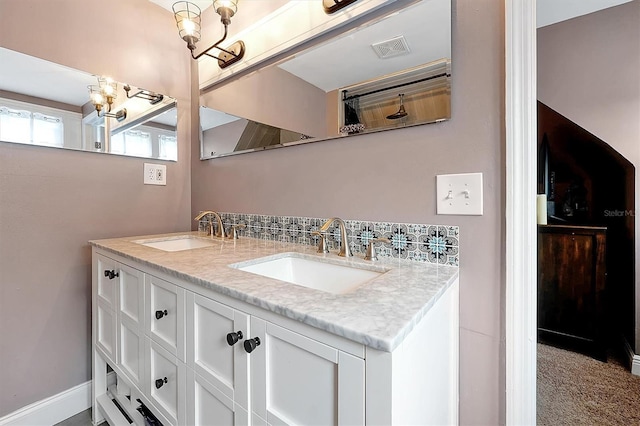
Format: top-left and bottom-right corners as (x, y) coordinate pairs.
(143, 163), (167, 186)
(436, 172), (483, 215)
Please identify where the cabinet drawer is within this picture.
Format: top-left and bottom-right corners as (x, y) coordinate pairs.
(96, 255), (118, 308)
(186, 369), (249, 426)
(146, 338), (185, 426)
(146, 274), (185, 361)
(186, 293), (250, 410)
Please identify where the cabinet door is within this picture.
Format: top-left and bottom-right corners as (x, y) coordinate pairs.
(146, 338), (186, 425)
(118, 263), (144, 325)
(119, 316), (145, 386)
(117, 264), (145, 385)
(538, 226), (607, 358)
(186, 293), (250, 410)
(186, 369), (249, 426)
(146, 274), (185, 361)
(250, 318), (365, 426)
(96, 299), (116, 363)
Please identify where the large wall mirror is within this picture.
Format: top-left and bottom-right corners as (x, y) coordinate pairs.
(199, 0), (451, 159)
(0, 47), (178, 161)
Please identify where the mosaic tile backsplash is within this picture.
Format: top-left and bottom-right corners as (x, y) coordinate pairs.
(198, 212), (459, 266)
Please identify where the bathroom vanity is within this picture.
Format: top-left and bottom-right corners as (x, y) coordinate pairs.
(91, 232), (459, 426)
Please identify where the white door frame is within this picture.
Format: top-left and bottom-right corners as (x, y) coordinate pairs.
(505, 0), (537, 424)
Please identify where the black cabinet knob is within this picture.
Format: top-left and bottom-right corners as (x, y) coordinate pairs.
(155, 309), (168, 320)
(226, 331), (243, 346)
(104, 269), (119, 280)
(244, 337), (261, 353)
(155, 377), (168, 389)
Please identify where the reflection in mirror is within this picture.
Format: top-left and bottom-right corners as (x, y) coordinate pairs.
(0, 47), (178, 161)
(200, 106), (313, 158)
(200, 0), (451, 159)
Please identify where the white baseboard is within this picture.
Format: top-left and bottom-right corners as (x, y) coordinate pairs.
(0, 372), (116, 426)
(623, 337), (640, 376)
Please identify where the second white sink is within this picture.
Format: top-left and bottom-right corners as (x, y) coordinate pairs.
(134, 236), (217, 252)
(232, 253), (384, 294)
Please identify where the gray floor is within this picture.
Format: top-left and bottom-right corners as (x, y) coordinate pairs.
(54, 408), (97, 426)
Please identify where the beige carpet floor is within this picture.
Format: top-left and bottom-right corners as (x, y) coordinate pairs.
(537, 343), (640, 425)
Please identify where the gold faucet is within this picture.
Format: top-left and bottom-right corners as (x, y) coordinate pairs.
(194, 211), (227, 238)
(319, 217), (352, 257)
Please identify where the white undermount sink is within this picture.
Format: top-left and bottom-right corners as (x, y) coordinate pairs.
(231, 253), (385, 294)
(134, 236), (217, 252)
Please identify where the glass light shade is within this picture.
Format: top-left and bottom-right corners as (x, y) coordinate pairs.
(173, 1), (202, 49)
(213, 0), (238, 15)
(88, 85), (104, 106)
(213, 0), (237, 24)
(97, 76), (117, 100)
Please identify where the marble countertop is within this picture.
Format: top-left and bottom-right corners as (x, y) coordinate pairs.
(90, 231), (458, 352)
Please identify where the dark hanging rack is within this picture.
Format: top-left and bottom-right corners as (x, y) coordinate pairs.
(341, 72), (450, 101)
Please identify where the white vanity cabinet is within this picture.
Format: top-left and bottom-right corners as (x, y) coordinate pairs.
(93, 251), (254, 426)
(92, 246), (459, 426)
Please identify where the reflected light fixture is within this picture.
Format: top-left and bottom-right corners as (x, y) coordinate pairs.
(172, 1), (245, 69)
(123, 85), (164, 105)
(88, 76), (127, 122)
(323, 0), (359, 14)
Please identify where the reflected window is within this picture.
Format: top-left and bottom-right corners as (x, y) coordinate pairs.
(111, 129), (152, 158)
(159, 134), (177, 161)
(0, 107), (30, 143)
(33, 113), (64, 147)
(0, 106), (64, 147)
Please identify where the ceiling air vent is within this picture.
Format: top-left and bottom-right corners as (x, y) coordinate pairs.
(371, 36), (411, 59)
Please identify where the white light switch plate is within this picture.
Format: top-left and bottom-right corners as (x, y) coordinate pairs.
(436, 172), (483, 215)
(143, 163), (167, 186)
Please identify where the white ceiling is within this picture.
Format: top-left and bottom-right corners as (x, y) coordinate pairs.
(0, 48), (96, 106)
(200, 105), (240, 130)
(149, 0), (212, 13)
(277, 0), (451, 92)
(536, 0), (633, 27)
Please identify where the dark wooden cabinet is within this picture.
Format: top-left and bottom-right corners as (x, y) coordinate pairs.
(537, 225), (607, 360)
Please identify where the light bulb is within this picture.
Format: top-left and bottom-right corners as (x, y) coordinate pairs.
(183, 18), (195, 35)
(91, 92), (104, 105)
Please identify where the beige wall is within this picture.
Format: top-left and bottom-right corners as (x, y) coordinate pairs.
(200, 65), (329, 138)
(0, 0), (192, 416)
(537, 1), (640, 349)
(191, 0), (505, 423)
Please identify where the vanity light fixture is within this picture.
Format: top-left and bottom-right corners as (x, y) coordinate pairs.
(123, 84), (164, 105)
(88, 77), (127, 122)
(172, 0), (246, 69)
(322, 0), (358, 14)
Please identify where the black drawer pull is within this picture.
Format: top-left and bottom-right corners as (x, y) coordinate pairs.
(155, 377), (168, 389)
(226, 331), (243, 346)
(244, 337), (261, 353)
(155, 310), (168, 320)
(104, 269), (119, 280)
